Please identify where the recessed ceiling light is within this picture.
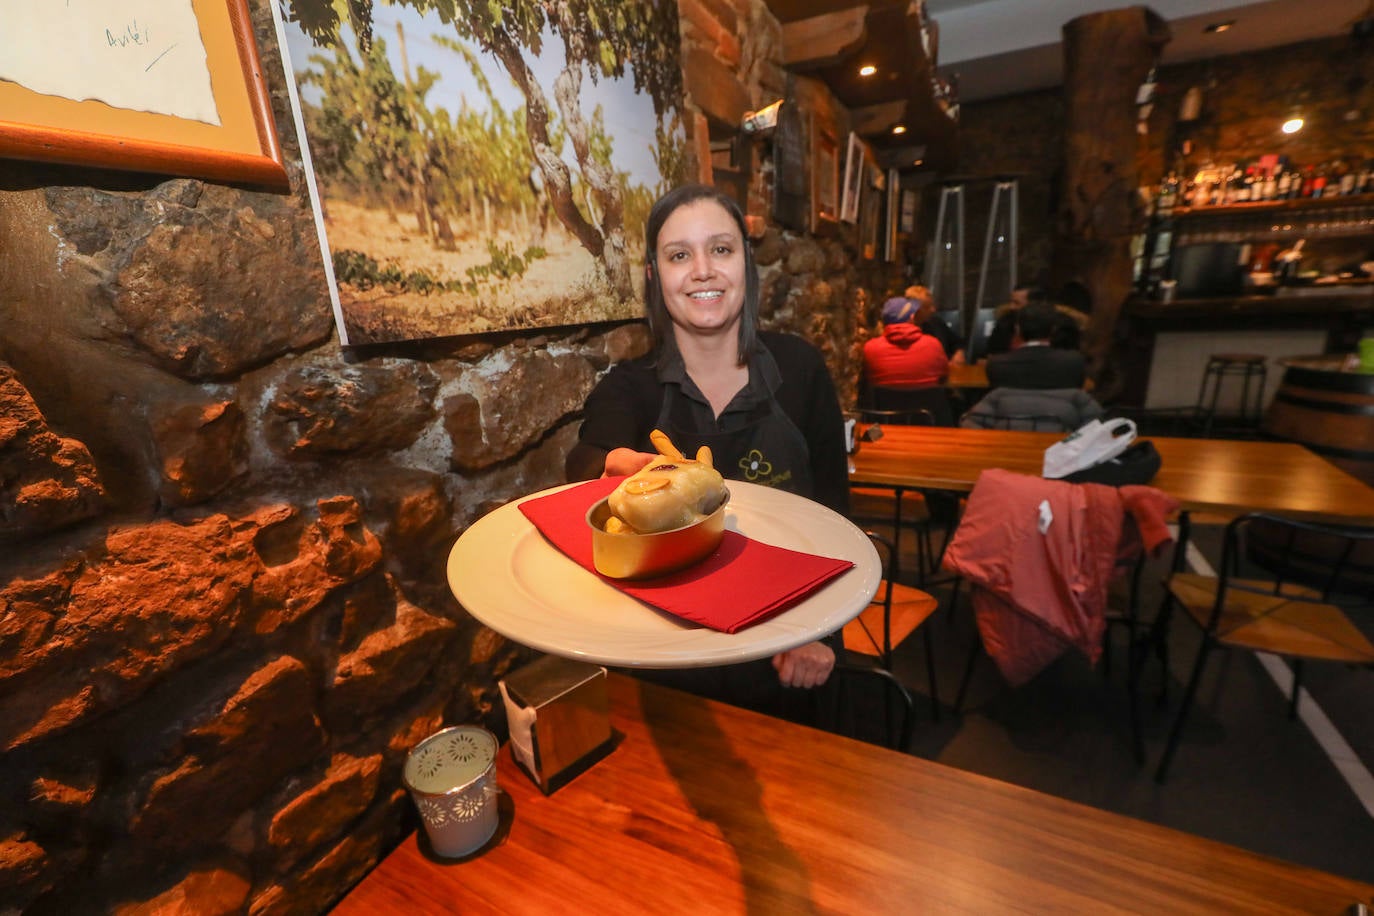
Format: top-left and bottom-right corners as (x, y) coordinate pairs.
(1282, 117), (1304, 134)
(892, 125), (907, 135)
(859, 65), (877, 77)
(1203, 20), (1234, 33)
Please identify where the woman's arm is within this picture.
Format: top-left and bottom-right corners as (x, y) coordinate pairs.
(566, 363), (657, 481)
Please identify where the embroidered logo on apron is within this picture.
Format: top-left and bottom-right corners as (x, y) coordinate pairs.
(738, 448), (793, 488)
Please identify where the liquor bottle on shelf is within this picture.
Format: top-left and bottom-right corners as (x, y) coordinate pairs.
(1339, 159), (1358, 196)
(1276, 165), (1293, 200)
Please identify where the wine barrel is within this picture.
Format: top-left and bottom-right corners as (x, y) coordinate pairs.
(1263, 355), (1374, 487)
(1257, 354), (1374, 593)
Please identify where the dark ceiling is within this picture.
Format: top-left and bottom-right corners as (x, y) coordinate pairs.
(762, 0), (958, 170)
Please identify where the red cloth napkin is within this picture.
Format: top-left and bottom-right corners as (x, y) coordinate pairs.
(518, 478), (853, 634)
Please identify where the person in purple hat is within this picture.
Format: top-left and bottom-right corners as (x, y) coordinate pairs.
(863, 295), (950, 389)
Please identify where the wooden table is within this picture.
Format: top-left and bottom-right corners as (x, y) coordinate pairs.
(945, 362), (989, 390)
(849, 425), (1374, 524)
(336, 675), (1372, 913)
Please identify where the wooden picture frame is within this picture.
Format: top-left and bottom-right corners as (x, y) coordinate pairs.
(811, 124), (839, 232)
(859, 164), (881, 260)
(885, 168), (901, 262)
(0, 0), (288, 190)
(840, 131), (864, 224)
(900, 187), (918, 234)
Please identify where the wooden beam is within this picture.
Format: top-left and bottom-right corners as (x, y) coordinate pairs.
(781, 6), (869, 69)
(852, 100), (907, 135)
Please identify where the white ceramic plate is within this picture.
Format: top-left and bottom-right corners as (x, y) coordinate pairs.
(447, 480), (881, 668)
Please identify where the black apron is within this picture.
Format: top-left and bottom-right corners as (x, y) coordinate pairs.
(653, 375), (814, 499)
(633, 373), (826, 720)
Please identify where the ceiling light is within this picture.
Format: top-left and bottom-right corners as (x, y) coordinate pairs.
(892, 125), (907, 135)
(913, 158), (924, 166)
(1281, 117), (1304, 134)
(1203, 20), (1234, 33)
(859, 65), (877, 77)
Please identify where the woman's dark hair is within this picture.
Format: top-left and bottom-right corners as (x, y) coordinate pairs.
(643, 183), (759, 364)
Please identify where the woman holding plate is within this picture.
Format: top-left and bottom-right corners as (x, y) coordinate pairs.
(566, 183), (850, 713)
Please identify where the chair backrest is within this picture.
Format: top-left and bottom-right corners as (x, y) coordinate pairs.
(868, 385), (955, 426)
(960, 387), (1099, 432)
(962, 411), (1072, 432)
(858, 407), (936, 427)
(966, 307), (999, 362)
(1222, 512), (1374, 609)
(823, 663), (916, 751)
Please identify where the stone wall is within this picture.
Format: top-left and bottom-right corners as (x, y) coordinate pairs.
(0, 0), (882, 912)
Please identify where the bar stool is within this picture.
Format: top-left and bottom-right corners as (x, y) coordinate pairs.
(1196, 353), (1267, 436)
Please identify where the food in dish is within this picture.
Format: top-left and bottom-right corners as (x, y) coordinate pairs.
(605, 430), (728, 534)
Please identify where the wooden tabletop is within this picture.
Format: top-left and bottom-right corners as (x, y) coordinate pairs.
(849, 425), (1374, 524)
(335, 675), (1373, 914)
(945, 362), (989, 389)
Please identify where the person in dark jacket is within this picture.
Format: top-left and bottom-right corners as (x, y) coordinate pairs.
(985, 303), (1087, 390)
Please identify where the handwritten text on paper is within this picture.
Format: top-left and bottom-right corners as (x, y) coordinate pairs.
(0, 0), (221, 126)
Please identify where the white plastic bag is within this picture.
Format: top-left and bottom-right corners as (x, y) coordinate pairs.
(1042, 418), (1137, 479)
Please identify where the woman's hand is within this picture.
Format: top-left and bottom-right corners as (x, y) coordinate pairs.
(772, 641), (835, 689)
(603, 447), (658, 478)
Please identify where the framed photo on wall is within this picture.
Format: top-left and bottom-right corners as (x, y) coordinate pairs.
(900, 187), (919, 234)
(885, 168), (900, 262)
(859, 167), (880, 260)
(274, 0), (687, 345)
(811, 124), (839, 231)
(840, 131), (864, 224)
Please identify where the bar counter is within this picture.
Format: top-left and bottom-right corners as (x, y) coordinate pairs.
(335, 675), (1374, 914)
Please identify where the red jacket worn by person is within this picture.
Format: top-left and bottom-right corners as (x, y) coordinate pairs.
(941, 468), (1178, 686)
(863, 323), (949, 389)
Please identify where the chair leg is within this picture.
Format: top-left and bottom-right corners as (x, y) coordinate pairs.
(1155, 637), (1217, 784)
(922, 625), (940, 722)
(954, 637), (981, 713)
(1288, 658), (1304, 719)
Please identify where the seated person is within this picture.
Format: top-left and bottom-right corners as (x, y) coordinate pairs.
(863, 297), (950, 390)
(905, 285), (966, 366)
(961, 386), (1104, 432)
(985, 303), (1087, 390)
(986, 286), (1037, 357)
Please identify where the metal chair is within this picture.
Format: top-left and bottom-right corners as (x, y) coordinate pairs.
(869, 385), (956, 427)
(821, 663), (917, 751)
(841, 531), (942, 721)
(849, 406), (948, 583)
(961, 411), (1074, 432)
(1195, 353), (1267, 437)
(1154, 512), (1374, 783)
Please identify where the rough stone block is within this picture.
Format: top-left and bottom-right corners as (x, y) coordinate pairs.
(0, 364), (106, 540)
(263, 360), (439, 458)
(151, 399), (249, 507)
(266, 753), (382, 873)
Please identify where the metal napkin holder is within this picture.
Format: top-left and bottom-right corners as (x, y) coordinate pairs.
(499, 655), (614, 795)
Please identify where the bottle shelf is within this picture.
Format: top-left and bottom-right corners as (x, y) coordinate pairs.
(1165, 193), (1374, 220)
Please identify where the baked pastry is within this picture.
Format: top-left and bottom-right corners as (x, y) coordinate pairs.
(606, 430), (727, 534)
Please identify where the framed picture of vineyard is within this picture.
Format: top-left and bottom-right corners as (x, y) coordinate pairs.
(274, 0), (689, 345)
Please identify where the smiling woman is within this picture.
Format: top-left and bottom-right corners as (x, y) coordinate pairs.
(563, 182), (853, 711)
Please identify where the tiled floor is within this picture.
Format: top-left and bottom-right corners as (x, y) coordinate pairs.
(854, 519), (1374, 885)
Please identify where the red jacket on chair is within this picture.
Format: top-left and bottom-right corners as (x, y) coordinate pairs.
(942, 468), (1178, 686)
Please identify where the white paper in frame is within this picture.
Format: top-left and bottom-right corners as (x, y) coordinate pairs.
(840, 131), (864, 224)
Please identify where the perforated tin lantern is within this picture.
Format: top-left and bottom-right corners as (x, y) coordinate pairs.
(402, 725), (499, 858)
